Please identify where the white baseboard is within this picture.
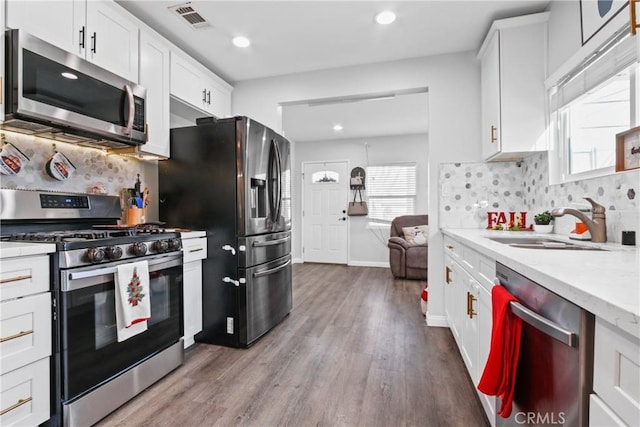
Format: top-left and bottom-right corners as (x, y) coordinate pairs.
(426, 313), (449, 328)
(292, 257), (303, 264)
(347, 260), (390, 268)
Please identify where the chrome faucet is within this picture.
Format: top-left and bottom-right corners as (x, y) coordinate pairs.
(551, 197), (607, 243)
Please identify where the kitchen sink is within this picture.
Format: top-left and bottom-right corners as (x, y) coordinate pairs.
(487, 236), (606, 251)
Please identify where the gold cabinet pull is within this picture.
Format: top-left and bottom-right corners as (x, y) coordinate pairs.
(445, 266), (452, 284)
(469, 293), (477, 319)
(466, 292), (470, 316)
(490, 125), (497, 143)
(0, 329), (34, 343)
(0, 397), (33, 416)
(0, 274), (32, 284)
(632, 0), (639, 35)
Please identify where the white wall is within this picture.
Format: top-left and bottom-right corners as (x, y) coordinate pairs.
(232, 52), (482, 326)
(293, 133), (428, 265)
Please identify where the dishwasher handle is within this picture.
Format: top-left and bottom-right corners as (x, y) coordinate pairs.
(509, 301), (578, 348)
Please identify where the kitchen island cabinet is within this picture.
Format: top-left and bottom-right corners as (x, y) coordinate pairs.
(7, 0), (139, 82)
(0, 242), (55, 427)
(478, 12), (549, 161)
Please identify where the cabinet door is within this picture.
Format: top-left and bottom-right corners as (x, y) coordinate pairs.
(444, 255), (459, 339)
(6, 0), (86, 57)
(0, 358), (50, 427)
(86, 1), (139, 82)
(202, 77), (232, 118)
(461, 274), (479, 382)
(480, 30), (501, 160)
(139, 30), (170, 157)
(1, 293), (52, 375)
(170, 52), (208, 114)
(183, 261), (203, 348)
(477, 284), (496, 424)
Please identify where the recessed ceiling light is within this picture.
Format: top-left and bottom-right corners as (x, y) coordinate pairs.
(375, 11), (396, 25)
(333, 124), (343, 132)
(232, 36), (251, 48)
(61, 72), (78, 80)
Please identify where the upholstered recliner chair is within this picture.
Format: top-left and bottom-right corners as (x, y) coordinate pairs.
(387, 215), (428, 280)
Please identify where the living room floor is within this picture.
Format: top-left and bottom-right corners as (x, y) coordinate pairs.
(98, 263), (488, 426)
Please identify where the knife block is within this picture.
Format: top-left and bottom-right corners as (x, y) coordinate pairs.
(126, 207), (145, 225)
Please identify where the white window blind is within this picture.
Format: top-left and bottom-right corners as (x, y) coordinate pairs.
(366, 164), (416, 222)
(551, 30), (636, 110)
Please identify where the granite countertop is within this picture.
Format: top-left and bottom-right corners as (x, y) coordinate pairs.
(0, 241), (57, 258)
(441, 228), (640, 338)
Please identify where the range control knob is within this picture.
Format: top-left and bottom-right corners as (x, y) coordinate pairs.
(167, 238), (181, 251)
(131, 242), (148, 256)
(86, 247), (106, 263)
(153, 240), (169, 253)
(105, 246), (123, 260)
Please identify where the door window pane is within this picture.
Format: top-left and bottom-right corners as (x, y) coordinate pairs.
(311, 170), (339, 183)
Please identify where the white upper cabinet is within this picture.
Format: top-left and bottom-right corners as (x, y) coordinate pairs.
(170, 51), (232, 119)
(478, 12), (549, 162)
(138, 30), (170, 158)
(6, 0), (139, 82)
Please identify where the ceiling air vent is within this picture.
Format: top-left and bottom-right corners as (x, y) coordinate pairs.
(169, 2), (211, 30)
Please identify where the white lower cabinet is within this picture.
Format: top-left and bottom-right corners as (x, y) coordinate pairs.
(443, 235), (495, 426)
(0, 252), (52, 427)
(589, 394), (626, 426)
(0, 358), (50, 427)
(182, 234), (207, 348)
(591, 318), (640, 426)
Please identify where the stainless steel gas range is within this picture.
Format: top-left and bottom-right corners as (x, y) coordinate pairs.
(0, 189), (185, 427)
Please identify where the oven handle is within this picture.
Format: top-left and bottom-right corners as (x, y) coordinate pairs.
(68, 255), (181, 281)
(509, 301), (577, 347)
(253, 259), (291, 278)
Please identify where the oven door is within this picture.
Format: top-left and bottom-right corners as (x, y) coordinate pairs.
(59, 254), (183, 401)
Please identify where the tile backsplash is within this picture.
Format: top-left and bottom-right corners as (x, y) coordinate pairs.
(439, 152), (640, 243)
(0, 131), (155, 214)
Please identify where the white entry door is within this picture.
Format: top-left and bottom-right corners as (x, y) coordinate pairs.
(302, 161), (349, 264)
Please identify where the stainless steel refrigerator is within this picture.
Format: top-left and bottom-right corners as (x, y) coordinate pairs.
(159, 116), (292, 347)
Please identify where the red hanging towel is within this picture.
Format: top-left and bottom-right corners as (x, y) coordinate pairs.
(477, 286), (523, 418)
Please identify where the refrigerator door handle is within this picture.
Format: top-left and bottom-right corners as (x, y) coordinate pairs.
(274, 140), (282, 222)
(253, 259), (291, 278)
(222, 244), (236, 255)
(252, 235), (290, 247)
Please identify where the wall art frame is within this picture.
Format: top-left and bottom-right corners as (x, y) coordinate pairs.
(580, 0), (628, 45)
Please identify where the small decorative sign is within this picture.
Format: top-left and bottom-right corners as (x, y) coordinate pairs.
(487, 211), (531, 231)
(616, 126), (640, 172)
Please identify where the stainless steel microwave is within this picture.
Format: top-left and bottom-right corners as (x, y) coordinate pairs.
(3, 29), (147, 148)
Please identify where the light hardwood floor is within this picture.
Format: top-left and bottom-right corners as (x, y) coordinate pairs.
(97, 263), (488, 427)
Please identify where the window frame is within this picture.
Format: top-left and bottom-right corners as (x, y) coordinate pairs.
(548, 28), (638, 185)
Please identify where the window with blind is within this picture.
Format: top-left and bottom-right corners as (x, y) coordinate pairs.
(366, 164), (416, 223)
(551, 30), (636, 181)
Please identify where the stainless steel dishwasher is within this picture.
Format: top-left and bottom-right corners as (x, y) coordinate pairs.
(495, 262), (594, 427)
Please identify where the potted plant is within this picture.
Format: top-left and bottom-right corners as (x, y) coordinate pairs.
(533, 210), (554, 233)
